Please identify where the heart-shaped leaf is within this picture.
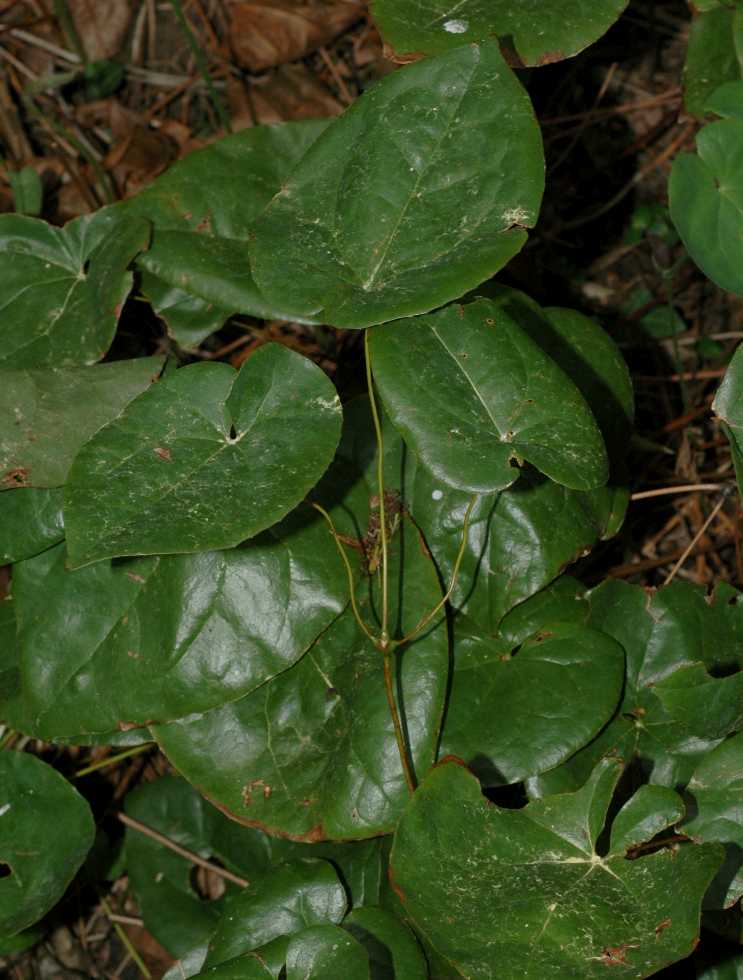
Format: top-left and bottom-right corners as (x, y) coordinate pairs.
(0, 488), (64, 563)
(0, 750), (95, 938)
(0, 357), (163, 490)
(369, 297), (609, 492)
(0, 211), (148, 368)
(119, 120), (329, 335)
(391, 759), (723, 979)
(153, 512), (448, 841)
(370, 0), (629, 67)
(64, 344), (342, 567)
(670, 118), (743, 296)
(439, 619), (625, 784)
(13, 510), (345, 738)
(249, 42), (544, 328)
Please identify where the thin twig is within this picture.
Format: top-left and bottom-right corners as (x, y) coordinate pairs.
(663, 495), (729, 586)
(75, 742), (153, 778)
(311, 501), (377, 645)
(99, 896), (151, 980)
(116, 811), (249, 888)
(631, 483), (722, 501)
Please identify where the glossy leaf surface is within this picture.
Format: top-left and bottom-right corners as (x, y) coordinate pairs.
(407, 463), (615, 633)
(685, 731), (743, 908)
(204, 860), (346, 968)
(370, 0), (628, 67)
(119, 121), (328, 333)
(370, 298), (608, 492)
(0, 211), (148, 368)
(0, 488), (64, 563)
(64, 344), (342, 567)
(522, 578), (743, 795)
(285, 925), (369, 978)
(14, 511), (345, 737)
(0, 357), (163, 490)
(154, 514), (448, 841)
(250, 42), (544, 328)
(391, 759), (723, 979)
(0, 750), (95, 938)
(124, 775), (265, 956)
(670, 118), (743, 296)
(439, 620), (625, 784)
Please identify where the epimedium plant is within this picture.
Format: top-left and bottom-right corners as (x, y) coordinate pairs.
(1, 5), (743, 979)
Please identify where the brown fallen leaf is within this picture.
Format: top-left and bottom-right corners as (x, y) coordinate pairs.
(229, 0), (364, 71)
(68, 0), (133, 61)
(229, 63), (343, 128)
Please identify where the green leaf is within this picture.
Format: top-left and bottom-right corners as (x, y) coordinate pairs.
(344, 907), (428, 979)
(537, 578), (743, 793)
(695, 946), (743, 980)
(684, 730), (743, 909)
(204, 861), (346, 969)
(391, 759), (724, 979)
(139, 270), (234, 350)
(706, 79), (743, 120)
(0, 211), (149, 368)
(0, 357), (163, 490)
(714, 346), (743, 485)
(439, 620), (625, 785)
(608, 785), (685, 856)
(488, 290), (634, 536)
(153, 513), (448, 841)
(669, 118), (743, 296)
(285, 924), (370, 978)
(407, 463), (614, 633)
(13, 543), (154, 737)
(369, 298), (608, 492)
(684, 7), (743, 118)
(0, 750), (95, 937)
(14, 509), (345, 737)
(120, 120), (330, 329)
(249, 42), (544, 329)
(64, 344), (342, 567)
(196, 955), (273, 979)
(0, 488), (63, 562)
(370, 0), (628, 67)
(123, 775), (272, 956)
(0, 597), (36, 736)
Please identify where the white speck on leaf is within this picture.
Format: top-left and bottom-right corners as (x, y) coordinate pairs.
(502, 206), (530, 227)
(432, 489), (443, 501)
(443, 18), (468, 33)
(0, 803), (10, 817)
